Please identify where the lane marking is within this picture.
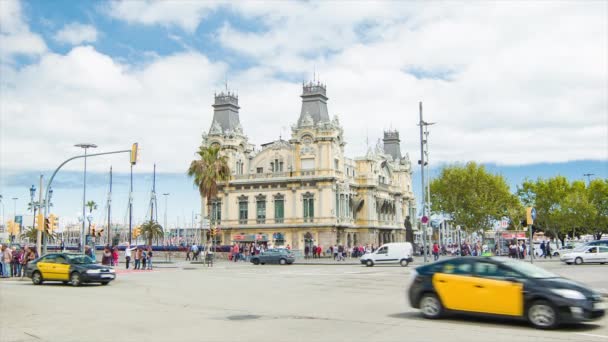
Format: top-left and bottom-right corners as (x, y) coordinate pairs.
(576, 333), (608, 339)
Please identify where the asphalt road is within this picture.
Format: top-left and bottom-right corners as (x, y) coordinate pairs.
(1, 259), (608, 342)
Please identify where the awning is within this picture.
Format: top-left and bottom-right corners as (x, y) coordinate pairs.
(233, 234), (269, 242)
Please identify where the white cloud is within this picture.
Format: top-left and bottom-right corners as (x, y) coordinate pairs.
(54, 23), (98, 45)
(105, 0), (222, 33)
(0, 0), (46, 58)
(1, 0), (606, 180)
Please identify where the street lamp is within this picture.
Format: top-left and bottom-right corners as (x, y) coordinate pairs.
(162, 193), (170, 244)
(29, 185), (36, 238)
(583, 173), (595, 185)
(75, 143), (97, 253)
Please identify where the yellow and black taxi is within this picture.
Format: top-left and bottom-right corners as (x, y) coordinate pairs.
(408, 257), (605, 329)
(25, 253), (116, 286)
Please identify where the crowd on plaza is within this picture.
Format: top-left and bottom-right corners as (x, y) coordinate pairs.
(121, 244), (154, 270)
(0, 244), (37, 278)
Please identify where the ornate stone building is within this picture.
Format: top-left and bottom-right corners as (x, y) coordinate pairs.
(199, 81), (416, 250)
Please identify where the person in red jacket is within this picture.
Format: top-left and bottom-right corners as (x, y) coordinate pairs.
(432, 243), (440, 261)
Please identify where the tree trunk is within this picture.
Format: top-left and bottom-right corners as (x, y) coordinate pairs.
(596, 232), (603, 241)
(557, 232), (566, 248)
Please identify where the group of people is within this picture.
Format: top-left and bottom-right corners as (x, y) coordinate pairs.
(0, 245), (37, 278)
(229, 243), (275, 262)
(124, 244), (154, 270)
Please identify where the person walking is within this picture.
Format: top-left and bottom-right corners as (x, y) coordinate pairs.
(545, 241), (552, 259)
(191, 244), (199, 261)
(146, 247), (153, 270)
(112, 246), (119, 267)
(124, 243), (137, 269)
(432, 243), (440, 261)
(101, 247), (112, 266)
(2, 245), (13, 278)
(134, 248), (142, 270)
(141, 247), (147, 270)
(232, 243), (240, 263)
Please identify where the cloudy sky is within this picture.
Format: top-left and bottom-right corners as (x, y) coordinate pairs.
(1, 0), (606, 227)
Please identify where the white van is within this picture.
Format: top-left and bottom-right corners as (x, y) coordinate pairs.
(360, 242), (414, 267)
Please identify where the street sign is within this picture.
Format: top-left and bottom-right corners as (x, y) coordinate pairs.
(421, 216), (429, 224)
(531, 208), (537, 221)
(501, 220), (509, 229)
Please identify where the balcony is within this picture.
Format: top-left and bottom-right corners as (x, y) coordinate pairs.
(231, 169), (349, 182)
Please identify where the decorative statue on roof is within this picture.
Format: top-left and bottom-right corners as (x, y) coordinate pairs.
(234, 123), (243, 134)
(210, 120), (223, 135)
(301, 113), (314, 127)
(375, 138), (384, 156)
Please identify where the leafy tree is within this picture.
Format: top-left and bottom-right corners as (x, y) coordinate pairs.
(430, 162), (516, 234)
(20, 226), (56, 243)
(140, 220), (164, 246)
(187, 145), (230, 247)
(518, 176), (570, 246)
(588, 179), (608, 240)
(86, 201), (98, 213)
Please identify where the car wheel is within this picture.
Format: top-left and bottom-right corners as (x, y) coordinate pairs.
(400, 259), (409, 267)
(252, 259), (260, 265)
(553, 252), (559, 257)
(527, 300), (558, 329)
(279, 258), (287, 265)
(566, 262), (572, 265)
(70, 272), (82, 287)
(366, 260), (374, 267)
(574, 257), (583, 265)
(419, 293), (443, 319)
(101, 282), (109, 286)
(31, 271), (43, 285)
(260, 263), (265, 265)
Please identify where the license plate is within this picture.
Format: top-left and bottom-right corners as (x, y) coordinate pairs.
(594, 302), (607, 310)
(101, 274), (114, 279)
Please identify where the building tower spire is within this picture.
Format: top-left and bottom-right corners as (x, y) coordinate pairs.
(297, 80), (329, 127)
(209, 86), (241, 135)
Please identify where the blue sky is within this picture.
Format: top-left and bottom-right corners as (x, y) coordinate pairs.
(1, 0), (606, 226)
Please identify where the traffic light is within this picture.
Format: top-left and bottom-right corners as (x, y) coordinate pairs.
(44, 217), (50, 232)
(526, 207), (534, 225)
(6, 221), (18, 235)
(97, 229), (104, 237)
(132, 226), (142, 238)
(130, 142), (139, 165)
(36, 213), (45, 231)
(48, 214), (58, 232)
(91, 223), (96, 237)
(521, 219), (527, 228)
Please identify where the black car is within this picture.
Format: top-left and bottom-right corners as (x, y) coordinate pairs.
(25, 253), (116, 286)
(250, 249), (295, 265)
(408, 257), (605, 329)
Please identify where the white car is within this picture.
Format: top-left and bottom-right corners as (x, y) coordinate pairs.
(360, 242), (414, 267)
(561, 246), (608, 265)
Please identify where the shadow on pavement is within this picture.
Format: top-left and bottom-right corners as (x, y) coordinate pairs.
(388, 312), (602, 331)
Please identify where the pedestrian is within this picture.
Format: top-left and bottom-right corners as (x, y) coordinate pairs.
(124, 243), (136, 269)
(112, 247), (119, 267)
(146, 247), (153, 270)
(432, 243), (440, 261)
(2, 245), (13, 278)
(186, 249), (191, 261)
(141, 248), (147, 270)
(101, 247), (112, 266)
(545, 241), (552, 259)
(20, 247), (31, 278)
(134, 248), (142, 270)
(540, 241), (546, 258)
(191, 244), (199, 261)
(233, 243), (240, 263)
(11, 247), (21, 277)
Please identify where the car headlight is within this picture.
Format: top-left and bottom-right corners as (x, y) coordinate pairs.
(550, 289), (586, 300)
(86, 269), (101, 274)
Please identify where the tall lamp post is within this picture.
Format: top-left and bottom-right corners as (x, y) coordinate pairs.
(75, 143), (97, 253)
(29, 185), (36, 238)
(163, 193), (170, 244)
(583, 173), (595, 185)
(418, 102), (435, 263)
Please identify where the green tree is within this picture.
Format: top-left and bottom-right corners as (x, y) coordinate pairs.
(140, 220), (164, 246)
(588, 179), (608, 240)
(20, 226), (56, 243)
(430, 162), (517, 234)
(86, 200), (98, 213)
(187, 145), (230, 247)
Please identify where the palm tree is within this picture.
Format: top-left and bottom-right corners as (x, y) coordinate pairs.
(20, 226), (56, 244)
(140, 220), (164, 246)
(86, 200), (98, 213)
(187, 145), (230, 247)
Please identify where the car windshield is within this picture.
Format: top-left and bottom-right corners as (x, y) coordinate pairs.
(65, 254), (94, 264)
(498, 259), (559, 279)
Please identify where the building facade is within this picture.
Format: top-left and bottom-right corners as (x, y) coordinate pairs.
(199, 81), (416, 250)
